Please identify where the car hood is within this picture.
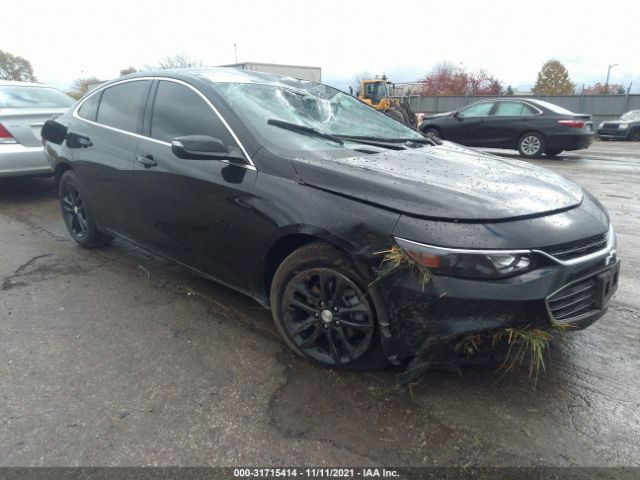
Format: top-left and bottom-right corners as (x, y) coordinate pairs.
(293, 142), (584, 221)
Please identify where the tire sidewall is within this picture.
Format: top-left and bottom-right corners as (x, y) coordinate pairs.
(58, 171), (100, 247)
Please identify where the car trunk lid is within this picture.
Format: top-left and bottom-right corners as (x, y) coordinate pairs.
(0, 108), (69, 146)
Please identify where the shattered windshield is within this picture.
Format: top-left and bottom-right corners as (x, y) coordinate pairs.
(212, 82), (424, 154)
(621, 110), (640, 122)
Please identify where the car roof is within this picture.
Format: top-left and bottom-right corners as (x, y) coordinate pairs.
(118, 66), (324, 92)
(0, 80), (48, 87)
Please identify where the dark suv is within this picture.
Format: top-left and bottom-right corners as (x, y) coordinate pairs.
(597, 110), (640, 141)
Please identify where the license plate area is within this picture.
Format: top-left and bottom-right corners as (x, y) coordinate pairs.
(596, 262), (620, 308)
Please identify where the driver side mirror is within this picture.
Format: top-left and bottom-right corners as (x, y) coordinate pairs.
(171, 135), (246, 163)
(41, 120), (67, 145)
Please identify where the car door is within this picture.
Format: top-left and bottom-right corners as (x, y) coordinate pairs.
(132, 79), (258, 292)
(485, 101), (539, 148)
(70, 79), (151, 236)
(451, 101), (494, 146)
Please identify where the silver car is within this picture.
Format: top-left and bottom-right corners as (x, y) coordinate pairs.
(0, 80), (75, 177)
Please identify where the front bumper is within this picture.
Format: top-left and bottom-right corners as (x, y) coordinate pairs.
(597, 128), (628, 140)
(377, 245), (619, 363)
(0, 144), (52, 177)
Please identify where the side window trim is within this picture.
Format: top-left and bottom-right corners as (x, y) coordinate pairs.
(72, 76), (256, 171)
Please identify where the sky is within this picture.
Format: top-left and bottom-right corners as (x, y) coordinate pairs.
(2, 0), (639, 93)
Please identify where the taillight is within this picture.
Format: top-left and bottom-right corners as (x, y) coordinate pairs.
(0, 122), (18, 144)
(558, 119), (585, 129)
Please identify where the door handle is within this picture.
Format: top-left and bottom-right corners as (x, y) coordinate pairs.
(136, 154), (157, 168)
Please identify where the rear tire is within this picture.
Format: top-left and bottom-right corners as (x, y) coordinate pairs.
(518, 132), (545, 158)
(270, 242), (387, 370)
(59, 170), (113, 248)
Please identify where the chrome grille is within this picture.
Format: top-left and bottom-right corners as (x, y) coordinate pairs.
(547, 277), (598, 322)
(541, 232), (608, 262)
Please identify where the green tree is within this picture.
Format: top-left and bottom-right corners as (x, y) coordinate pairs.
(119, 66), (137, 76)
(0, 49), (36, 82)
(66, 76), (102, 100)
(532, 59), (575, 95)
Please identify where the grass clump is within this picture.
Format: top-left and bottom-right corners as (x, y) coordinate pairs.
(369, 246), (431, 290)
(455, 322), (572, 386)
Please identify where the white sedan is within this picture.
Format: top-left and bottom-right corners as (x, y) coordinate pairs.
(0, 80), (75, 177)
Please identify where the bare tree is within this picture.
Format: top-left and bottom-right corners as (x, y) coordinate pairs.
(0, 49), (36, 82)
(156, 53), (203, 70)
(66, 76), (102, 100)
(119, 66), (138, 76)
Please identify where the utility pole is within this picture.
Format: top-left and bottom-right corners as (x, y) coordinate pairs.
(605, 63), (618, 94)
(234, 44), (238, 65)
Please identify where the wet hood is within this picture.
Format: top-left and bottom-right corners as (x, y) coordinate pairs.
(294, 142), (584, 221)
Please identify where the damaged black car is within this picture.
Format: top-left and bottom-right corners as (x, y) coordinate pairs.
(42, 68), (620, 378)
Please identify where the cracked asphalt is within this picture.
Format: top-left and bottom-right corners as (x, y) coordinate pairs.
(0, 140), (639, 466)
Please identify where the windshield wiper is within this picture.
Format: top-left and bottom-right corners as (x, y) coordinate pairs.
(335, 134), (440, 146)
(267, 119), (344, 145)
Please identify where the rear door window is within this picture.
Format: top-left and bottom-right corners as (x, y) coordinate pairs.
(149, 80), (236, 147)
(96, 80), (150, 133)
(494, 101), (537, 116)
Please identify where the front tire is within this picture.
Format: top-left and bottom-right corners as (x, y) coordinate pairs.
(59, 170), (113, 248)
(629, 130), (640, 142)
(518, 132), (545, 158)
(270, 242), (386, 370)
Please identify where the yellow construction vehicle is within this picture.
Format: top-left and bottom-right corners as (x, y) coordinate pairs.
(356, 76), (417, 128)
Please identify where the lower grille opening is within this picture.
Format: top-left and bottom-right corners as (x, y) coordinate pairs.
(548, 277), (598, 321)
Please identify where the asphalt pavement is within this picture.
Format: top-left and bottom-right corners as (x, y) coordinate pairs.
(0, 140), (638, 466)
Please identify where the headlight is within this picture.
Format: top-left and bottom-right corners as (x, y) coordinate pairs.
(619, 123), (629, 129)
(394, 237), (534, 279)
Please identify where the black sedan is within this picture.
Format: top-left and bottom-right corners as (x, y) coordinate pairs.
(597, 110), (640, 141)
(41, 69), (618, 377)
(419, 99), (594, 158)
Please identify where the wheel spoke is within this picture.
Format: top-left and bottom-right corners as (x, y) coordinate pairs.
(319, 271), (331, 302)
(290, 316), (316, 336)
(295, 282), (318, 302)
(338, 303), (370, 315)
(77, 214), (87, 232)
(335, 327), (357, 361)
(289, 299), (317, 315)
(326, 328), (341, 364)
(300, 326), (323, 348)
(330, 275), (345, 306)
(338, 318), (372, 331)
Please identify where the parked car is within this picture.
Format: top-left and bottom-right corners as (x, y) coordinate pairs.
(419, 99), (594, 158)
(0, 80), (74, 177)
(597, 110), (640, 141)
(42, 69), (619, 376)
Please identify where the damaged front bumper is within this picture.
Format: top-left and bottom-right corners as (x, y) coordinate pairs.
(374, 242), (620, 384)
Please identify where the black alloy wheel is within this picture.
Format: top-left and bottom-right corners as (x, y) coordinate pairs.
(58, 170), (113, 248)
(270, 242), (386, 370)
(281, 268), (374, 366)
